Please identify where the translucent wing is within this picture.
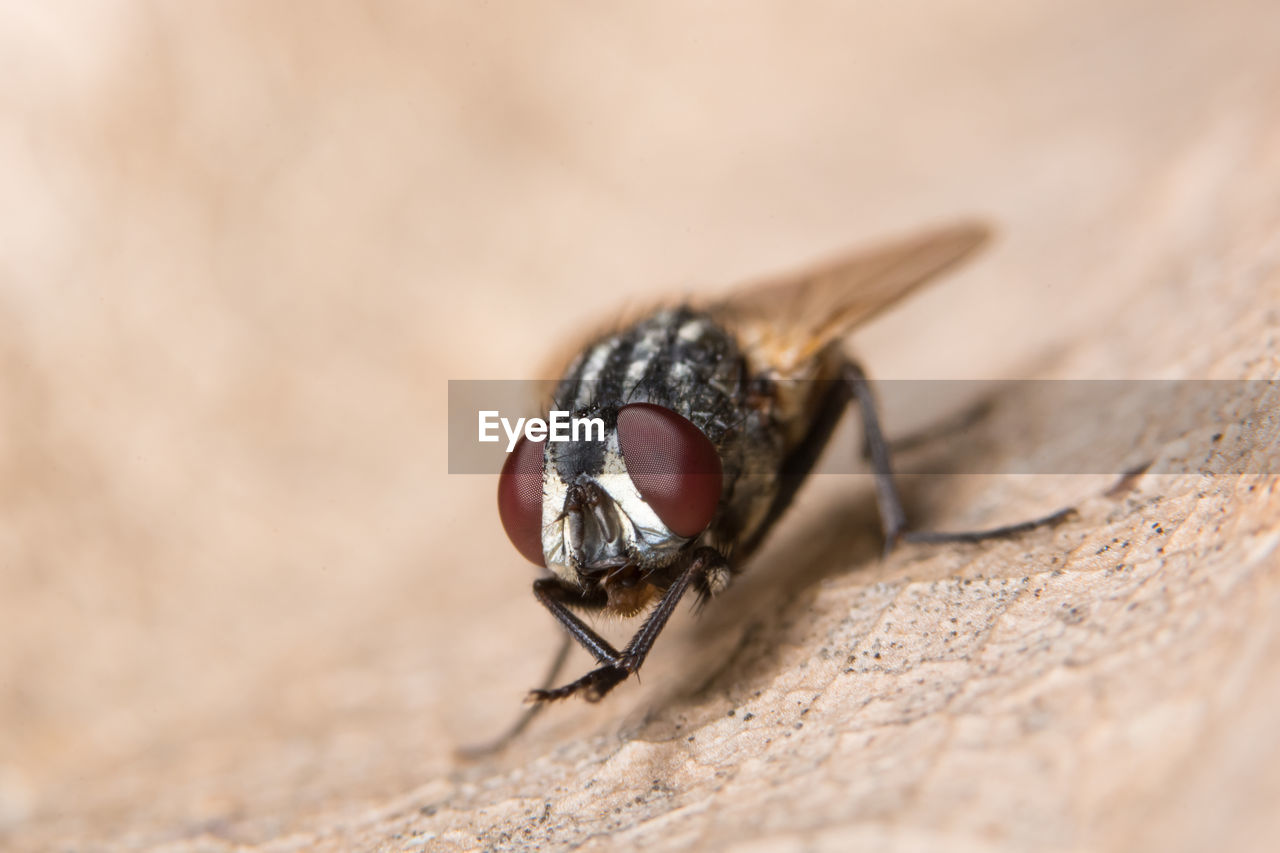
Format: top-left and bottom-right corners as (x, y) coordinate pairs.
(708, 221), (990, 376)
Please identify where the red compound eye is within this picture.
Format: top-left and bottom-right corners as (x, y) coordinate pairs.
(497, 435), (546, 566)
(616, 403), (723, 537)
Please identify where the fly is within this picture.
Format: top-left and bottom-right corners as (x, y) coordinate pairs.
(465, 221), (1072, 755)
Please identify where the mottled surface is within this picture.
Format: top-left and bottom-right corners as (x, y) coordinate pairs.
(2, 2), (1279, 851)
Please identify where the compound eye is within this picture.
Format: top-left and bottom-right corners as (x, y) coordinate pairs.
(497, 435), (546, 566)
(616, 403), (723, 537)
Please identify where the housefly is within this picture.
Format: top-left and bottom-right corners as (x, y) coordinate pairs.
(467, 222), (1071, 755)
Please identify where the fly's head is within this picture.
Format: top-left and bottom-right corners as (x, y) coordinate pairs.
(498, 402), (723, 613)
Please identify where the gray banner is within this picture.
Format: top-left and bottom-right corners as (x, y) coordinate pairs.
(447, 379), (1278, 476)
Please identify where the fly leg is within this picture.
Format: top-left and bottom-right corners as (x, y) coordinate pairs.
(845, 361), (907, 551)
(530, 547), (726, 703)
(530, 576), (622, 672)
(844, 360), (1074, 552)
(455, 632), (572, 759)
(869, 396), (996, 458)
(456, 578), (612, 757)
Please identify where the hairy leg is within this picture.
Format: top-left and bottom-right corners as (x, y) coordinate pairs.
(531, 547), (727, 703)
(455, 632), (572, 759)
(844, 360), (1074, 552)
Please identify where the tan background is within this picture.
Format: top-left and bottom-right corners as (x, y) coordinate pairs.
(2, 2), (1279, 850)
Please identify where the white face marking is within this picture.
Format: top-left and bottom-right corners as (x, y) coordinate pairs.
(540, 463), (573, 582)
(540, 428), (688, 580)
(593, 433), (669, 543)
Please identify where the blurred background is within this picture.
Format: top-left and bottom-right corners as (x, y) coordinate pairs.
(2, 1), (1278, 849)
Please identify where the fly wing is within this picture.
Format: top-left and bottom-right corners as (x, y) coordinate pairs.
(707, 221), (991, 376)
